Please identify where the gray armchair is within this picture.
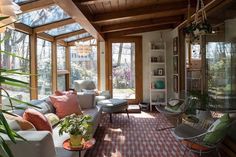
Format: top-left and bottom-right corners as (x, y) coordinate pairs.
(74, 80), (111, 104)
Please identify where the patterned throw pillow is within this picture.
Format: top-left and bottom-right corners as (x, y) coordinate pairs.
(49, 93), (83, 118)
(23, 108), (52, 132)
(203, 113), (231, 145)
(164, 100), (183, 113)
(4, 113), (36, 131)
(44, 113), (60, 127)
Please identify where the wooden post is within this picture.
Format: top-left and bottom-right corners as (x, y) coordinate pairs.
(30, 31), (38, 99)
(52, 41), (57, 93)
(65, 46), (71, 90)
(97, 42), (101, 90)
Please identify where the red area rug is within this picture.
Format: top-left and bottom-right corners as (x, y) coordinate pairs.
(85, 112), (214, 157)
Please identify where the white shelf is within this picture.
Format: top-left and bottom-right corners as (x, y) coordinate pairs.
(151, 75), (165, 78)
(149, 42), (167, 112)
(151, 89), (166, 92)
(150, 62), (165, 65)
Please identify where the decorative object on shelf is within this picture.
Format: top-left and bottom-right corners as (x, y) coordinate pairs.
(184, 0), (212, 43)
(173, 37), (178, 55)
(0, 0), (21, 32)
(59, 114), (92, 148)
(155, 80), (165, 89)
(151, 42), (164, 50)
(157, 68), (164, 76)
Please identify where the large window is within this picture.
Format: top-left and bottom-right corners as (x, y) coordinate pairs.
(70, 40), (97, 87)
(57, 45), (66, 70)
(205, 2), (236, 110)
(57, 45), (66, 91)
(37, 38), (52, 98)
(0, 29), (30, 107)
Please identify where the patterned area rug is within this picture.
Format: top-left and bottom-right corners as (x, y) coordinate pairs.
(85, 112), (204, 157)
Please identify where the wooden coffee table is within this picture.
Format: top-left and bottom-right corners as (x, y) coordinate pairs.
(63, 138), (96, 157)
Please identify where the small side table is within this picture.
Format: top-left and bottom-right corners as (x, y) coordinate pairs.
(63, 138), (96, 157)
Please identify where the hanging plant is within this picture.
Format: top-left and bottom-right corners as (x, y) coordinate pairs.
(184, 0), (212, 43)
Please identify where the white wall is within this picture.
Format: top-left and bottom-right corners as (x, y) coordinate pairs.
(98, 29), (178, 102)
(138, 30), (174, 101)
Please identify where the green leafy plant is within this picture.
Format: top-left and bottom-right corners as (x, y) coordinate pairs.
(188, 90), (218, 111)
(0, 18), (40, 157)
(59, 114), (92, 141)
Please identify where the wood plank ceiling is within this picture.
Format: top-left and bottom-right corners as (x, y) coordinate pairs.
(72, 0), (228, 39)
(72, 0), (199, 39)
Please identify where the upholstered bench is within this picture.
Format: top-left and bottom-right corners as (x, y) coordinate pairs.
(97, 98), (129, 123)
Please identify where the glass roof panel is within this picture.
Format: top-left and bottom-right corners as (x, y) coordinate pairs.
(64, 33), (90, 42)
(18, 5), (70, 27)
(45, 23), (82, 36)
(13, 0), (36, 4)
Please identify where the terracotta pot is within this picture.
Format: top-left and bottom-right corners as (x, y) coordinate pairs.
(70, 134), (83, 147)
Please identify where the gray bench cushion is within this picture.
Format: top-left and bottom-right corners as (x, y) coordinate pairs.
(98, 99), (128, 113)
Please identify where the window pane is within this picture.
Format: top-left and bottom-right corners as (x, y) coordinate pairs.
(18, 5), (70, 27)
(70, 43), (97, 88)
(57, 45), (66, 70)
(37, 38), (52, 98)
(57, 75), (66, 91)
(46, 23), (82, 36)
(0, 30), (30, 108)
(64, 33), (90, 42)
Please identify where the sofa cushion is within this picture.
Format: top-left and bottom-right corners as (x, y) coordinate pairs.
(49, 94), (82, 118)
(77, 92), (95, 109)
(4, 113), (36, 131)
(45, 113), (60, 127)
(23, 108), (52, 132)
(13, 99), (55, 116)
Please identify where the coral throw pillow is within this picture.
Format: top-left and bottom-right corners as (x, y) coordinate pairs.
(4, 113), (36, 131)
(49, 94), (82, 119)
(23, 108), (52, 132)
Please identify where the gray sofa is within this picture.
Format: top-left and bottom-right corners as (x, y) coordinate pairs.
(1, 93), (102, 157)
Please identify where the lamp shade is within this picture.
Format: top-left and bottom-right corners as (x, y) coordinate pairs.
(0, 0), (21, 33)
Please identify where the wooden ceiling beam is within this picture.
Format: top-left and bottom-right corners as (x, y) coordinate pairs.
(77, 0), (111, 5)
(55, 29), (87, 40)
(54, 0), (104, 41)
(37, 32), (54, 42)
(92, 1), (193, 24)
(34, 18), (75, 33)
(67, 35), (94, 46)
(101, 16), (183, 33)
(20, 0), (55, 13)
(14, 23), (33, 34)
(104, 24), (173, 39)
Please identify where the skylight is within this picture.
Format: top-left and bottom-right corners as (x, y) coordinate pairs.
(13, 0), (36, 4)
(45, 23), (82, 36)
(18, 5), (70, 27)
(64, 33), (90, 42)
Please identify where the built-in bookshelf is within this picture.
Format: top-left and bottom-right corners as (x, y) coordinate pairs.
(149, 42), (167, 111)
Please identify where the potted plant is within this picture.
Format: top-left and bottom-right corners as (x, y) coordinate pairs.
(188, 91), (217, 120)
(59, 114), (92, 147)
